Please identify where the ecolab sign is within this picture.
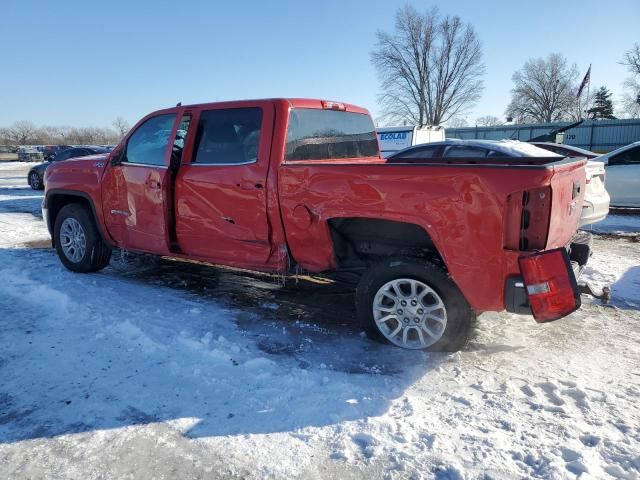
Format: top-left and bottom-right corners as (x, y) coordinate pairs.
(379, 132), (407, 141)
(377, 129), (413, 152)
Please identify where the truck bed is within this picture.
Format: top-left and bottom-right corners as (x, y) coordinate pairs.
(277, 156), (587, 312)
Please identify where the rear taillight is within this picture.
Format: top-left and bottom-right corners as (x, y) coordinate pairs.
(518, 248), (581, 322)
(505, 186), (551, 251)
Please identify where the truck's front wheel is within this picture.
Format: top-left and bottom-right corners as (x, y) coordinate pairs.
(356, 259), (474, 351)
(54, 204), (111, 273)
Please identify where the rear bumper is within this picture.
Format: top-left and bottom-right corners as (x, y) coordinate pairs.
(505, 231), (592, 315)
(579, 194), (610, 226)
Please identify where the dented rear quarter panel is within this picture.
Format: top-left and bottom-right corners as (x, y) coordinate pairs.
(278, 161), (584, 312)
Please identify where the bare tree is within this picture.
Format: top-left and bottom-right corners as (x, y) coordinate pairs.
(621, 82), (640, 118)
(7, 121), (38, 145)
(372, 5), (485, 127)
(505, 54), (578, 123)
(566, 89), (596, 121)
(112, 117), (131, 138)
(0, 128), (10, 146)
(0, 122), (120, 146)
(446, 116), (468, 128)
(620, 43), (640, 118)
(621, 43), (640, 76)
(475, 115), (502, 126)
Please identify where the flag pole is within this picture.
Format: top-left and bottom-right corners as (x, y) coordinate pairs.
(585, 63), (591, 120)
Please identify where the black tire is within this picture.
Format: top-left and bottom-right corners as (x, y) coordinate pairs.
(54, 203), (111, 273)
(570, 230), (593, 266)
(28, 171), (42, 190)
(356, 258), (474, 352)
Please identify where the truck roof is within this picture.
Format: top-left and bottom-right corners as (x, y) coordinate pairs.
(178, 98), (370, 115)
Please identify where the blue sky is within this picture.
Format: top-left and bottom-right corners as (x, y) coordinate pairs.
(1, 0), (638, 128)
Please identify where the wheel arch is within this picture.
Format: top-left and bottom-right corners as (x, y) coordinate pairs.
(327, 217), (447, 270)
(46, 190), (111, 248)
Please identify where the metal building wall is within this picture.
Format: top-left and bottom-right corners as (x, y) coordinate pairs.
(446, 119), (640, 153)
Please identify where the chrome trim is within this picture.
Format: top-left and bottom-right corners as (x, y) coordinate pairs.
(185, 159), (258, 167)
(119, 162), (168, 169)
(110, 209), (130, 216)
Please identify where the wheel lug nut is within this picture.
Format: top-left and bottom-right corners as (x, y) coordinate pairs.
(417, 309), (424, 315)
(404, 318), (409, 323)
(401, 301), (407, 306)
(414, 318), (420, 323)
(397, 309), (403, 314)
(411, 300), (417, 306)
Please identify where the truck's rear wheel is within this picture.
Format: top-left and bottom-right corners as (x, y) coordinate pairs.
(356, 259), (474, 351)
(54, 204), (111, 273)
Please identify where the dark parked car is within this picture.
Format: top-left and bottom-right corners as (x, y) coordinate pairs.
(27, 146), (109, 190)
(530, 142), (597, 159)
(388, 139), (608, 226)
(387, 139), (560, 162)
(41, 145), (72, 161)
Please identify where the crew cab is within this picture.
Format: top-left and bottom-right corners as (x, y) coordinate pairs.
(42, 98), (589, 351)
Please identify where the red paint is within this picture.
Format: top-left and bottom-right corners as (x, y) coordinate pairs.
(44, 98), (587, 316)
(102, 163), (170, 254)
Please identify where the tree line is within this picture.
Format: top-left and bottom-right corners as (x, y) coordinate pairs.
(372, 5), (640, 127)
(0, 117), (130, 146)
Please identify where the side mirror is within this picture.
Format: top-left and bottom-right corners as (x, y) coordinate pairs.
(110, 147), (125, 166)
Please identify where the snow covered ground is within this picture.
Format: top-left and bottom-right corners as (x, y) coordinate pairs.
(0, 161), (639, 479)
(584, 213), (640, 236)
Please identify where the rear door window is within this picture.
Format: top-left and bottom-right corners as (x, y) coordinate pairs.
(487, 149), (509, 158)
(392, 145), (441, 159)
(54, 150), (71, 161)
(609, 147), (640, 166)
(543, 145), (564, 155)
(193, 108), (262, 165)
(285, 109), (378, 161)
(444, 146), (488, 158)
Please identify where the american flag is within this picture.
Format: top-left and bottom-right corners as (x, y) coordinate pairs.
(577, 65), (591, 99)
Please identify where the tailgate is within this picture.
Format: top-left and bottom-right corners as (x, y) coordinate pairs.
(545, 158), (587, 249)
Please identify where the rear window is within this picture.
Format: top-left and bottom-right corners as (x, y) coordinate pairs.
(444, 146), (488, 158)
(285, 109), (379, 161)
(392, 145), (441, 159)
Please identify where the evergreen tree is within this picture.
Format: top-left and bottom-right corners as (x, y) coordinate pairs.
(587, 86), (616, 119)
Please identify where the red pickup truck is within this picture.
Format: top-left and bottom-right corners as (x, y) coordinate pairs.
(43, 98), (589, 351)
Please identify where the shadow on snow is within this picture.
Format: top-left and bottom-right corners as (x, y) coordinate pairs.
(0, 246), (447, 444)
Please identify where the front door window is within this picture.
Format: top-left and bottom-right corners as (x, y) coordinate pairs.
(125, 114), (176, 166)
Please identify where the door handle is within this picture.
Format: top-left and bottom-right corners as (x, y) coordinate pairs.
(237, 180), (263, 190)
